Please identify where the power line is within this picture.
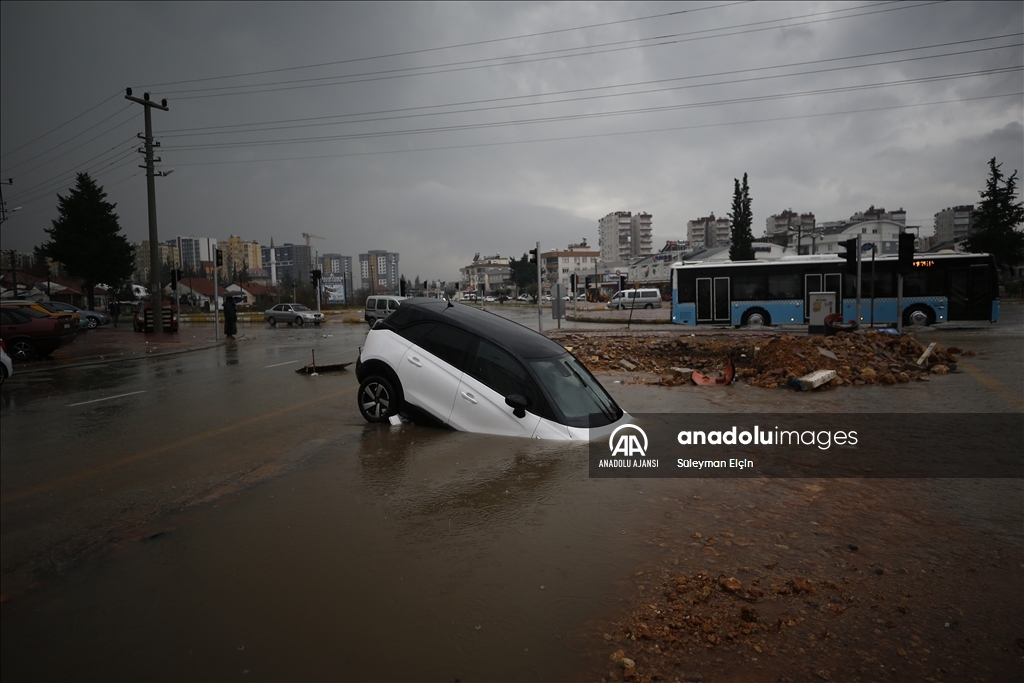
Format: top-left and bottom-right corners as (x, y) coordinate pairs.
(160, 2), (941, 100)
(135, 1), (753, 89)
(157, 38), (1022, 140)
(161, 67), (1022, 152)
(167, 92), (1021, 167)
(2, 109), (139, 179)
(0, 91), (123, 160)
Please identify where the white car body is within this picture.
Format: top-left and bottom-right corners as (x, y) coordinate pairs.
(356, 298), (630, 441)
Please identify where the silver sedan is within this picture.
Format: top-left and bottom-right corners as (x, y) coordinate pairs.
(264, 303), (324, 327)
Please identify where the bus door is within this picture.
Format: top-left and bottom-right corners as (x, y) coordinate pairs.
(696, 277), (731, 323)
(803, 274), (822, 322)
(949, 265), (991, 320)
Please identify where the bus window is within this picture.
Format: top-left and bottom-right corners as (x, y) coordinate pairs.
(733, 274), (768, 300)
(904, 268), (944, 297)
(768, 273), (801, 299)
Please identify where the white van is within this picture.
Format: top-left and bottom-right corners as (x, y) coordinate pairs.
(609, 288), (663, 310)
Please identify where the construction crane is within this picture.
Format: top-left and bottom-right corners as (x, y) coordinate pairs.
(301, 232), (325, 247)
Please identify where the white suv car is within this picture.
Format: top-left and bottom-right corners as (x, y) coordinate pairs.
(356, 298), (630, 440)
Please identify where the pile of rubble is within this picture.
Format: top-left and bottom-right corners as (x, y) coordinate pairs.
(555, 331), (967, 388)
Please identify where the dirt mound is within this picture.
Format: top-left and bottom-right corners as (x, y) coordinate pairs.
(556, 331), (962, 388)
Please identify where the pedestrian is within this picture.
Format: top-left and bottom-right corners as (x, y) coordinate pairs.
(223, 295), (237, 339)
(108, 299), (120, 327)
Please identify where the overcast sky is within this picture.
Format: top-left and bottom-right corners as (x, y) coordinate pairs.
(2, 1), (1021, 282)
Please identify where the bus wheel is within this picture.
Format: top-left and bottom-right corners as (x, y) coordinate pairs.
(742, 309), (770, 328)
(904, 305), (934, 327)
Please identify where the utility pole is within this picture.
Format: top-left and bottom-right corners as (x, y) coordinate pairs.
(1, 179), (16, 298)
(125, 88), (169, 332)
(535, 241), (542, 332)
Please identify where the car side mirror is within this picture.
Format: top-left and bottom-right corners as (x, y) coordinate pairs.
(505, 394), (528, 419)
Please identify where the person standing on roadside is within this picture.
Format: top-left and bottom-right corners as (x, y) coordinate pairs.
(223, 294), (237, 339)
(108, 300), (120, 327)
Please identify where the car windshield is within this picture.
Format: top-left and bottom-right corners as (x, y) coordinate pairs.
(527, 354), (622, 427)
(292, 305), (311, 311)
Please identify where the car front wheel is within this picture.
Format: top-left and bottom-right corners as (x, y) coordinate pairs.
(358, 375), (399, 423)
(295, 316), (304, 326)
(87, 317), (98, 329)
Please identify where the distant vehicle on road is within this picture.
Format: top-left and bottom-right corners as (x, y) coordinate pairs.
(363, 296), (405, 327)
(609, 288), (663, 310)
(356, 297), (629, 440)
(0, 340), (12, 382)
(42, 301), (110, 329)
(0, 306), (77, 361)
(265, 303), (324, 327)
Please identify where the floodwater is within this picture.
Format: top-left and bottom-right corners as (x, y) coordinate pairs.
(1, 307), (1021, 681)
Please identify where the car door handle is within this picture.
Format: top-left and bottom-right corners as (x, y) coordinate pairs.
(408, 356), (422, 368)
(460, 391), (478, 404)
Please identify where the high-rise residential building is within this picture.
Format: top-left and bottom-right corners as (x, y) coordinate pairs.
(260, 241), (313, 285)
(321, 253), (352, 279)
(359, 250), (400, 294)
(224, 235), (262, 278)
(597, 211), (654, 262)
(177, 237), (219, 271)
(933, 205), (975, 245)
(686, 214), (732, 250)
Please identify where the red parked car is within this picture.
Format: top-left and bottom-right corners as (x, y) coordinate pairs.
(0, 306), (77, 361)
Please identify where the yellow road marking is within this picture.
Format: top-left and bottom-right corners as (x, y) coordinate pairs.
(2, 389), (349, 506)
(959, 359), (1024, 411)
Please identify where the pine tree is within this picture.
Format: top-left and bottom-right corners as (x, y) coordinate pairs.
(729, 173), (755, 261)
(965, 157), (1024, 270)
(42, 173), (134, 309)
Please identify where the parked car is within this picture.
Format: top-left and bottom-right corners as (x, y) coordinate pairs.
(517, 294), (529, 301)
(1, 300), (79, 329)
(363, 296), (406, 327)
(132, 301), (179, 332)
(356, 298), (630, 440)
(41, 301), (110, 329)
(0, 339), (12, 383)
(0, 306), (77, 361)
(265, 303), (324, 327)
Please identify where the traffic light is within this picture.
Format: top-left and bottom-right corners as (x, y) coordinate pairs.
(569, 273), (577, 292)
(310, 269), (322, 287)
(838, 238), (858, 274)
(400, 276), (407, 297)
(215, 249), (223, 267)
(898, 233), (915, 275)
(529, 248), (538, 264)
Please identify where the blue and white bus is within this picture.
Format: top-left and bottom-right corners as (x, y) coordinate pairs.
(671, 252), (1000, 327)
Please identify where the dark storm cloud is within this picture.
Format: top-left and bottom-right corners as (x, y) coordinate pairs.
(2, 1), (1021, 281)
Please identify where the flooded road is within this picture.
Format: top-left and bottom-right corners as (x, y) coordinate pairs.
(1, 308), (1021, 681)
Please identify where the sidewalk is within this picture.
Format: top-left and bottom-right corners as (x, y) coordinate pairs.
(15, 323), (225, 373)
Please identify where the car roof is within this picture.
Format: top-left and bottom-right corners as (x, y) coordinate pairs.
(383, 297), (567, 360)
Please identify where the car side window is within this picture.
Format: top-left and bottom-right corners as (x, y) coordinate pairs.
(419, 324), (476, 371)
(388, 299), (399, 311)
(2, 309), (28, 324)
(467, 341), (544, 409)
(396, 322), (436, 345)
(376, 299), (389, 311)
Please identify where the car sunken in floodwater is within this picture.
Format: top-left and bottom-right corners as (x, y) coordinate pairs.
(356, 298), (631, 440)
